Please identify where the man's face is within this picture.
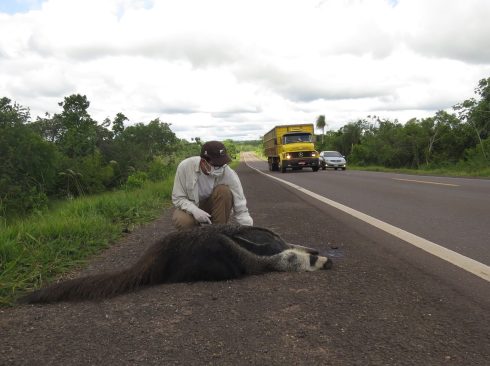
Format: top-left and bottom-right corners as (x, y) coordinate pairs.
(200, 158), (225, 175)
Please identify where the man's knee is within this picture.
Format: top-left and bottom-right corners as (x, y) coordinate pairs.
(172, 209), (198, 230)
(208, 185), (233, 224)
(212, 184), (232, 201)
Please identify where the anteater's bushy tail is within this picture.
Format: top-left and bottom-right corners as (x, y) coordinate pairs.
(19, 267), (149, 304)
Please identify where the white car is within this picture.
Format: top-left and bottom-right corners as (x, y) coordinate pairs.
(319, 151), (347, 170)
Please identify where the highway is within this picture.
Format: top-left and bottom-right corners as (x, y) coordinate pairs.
(243, 153), (490, 298)
(244, 153), (490, 266)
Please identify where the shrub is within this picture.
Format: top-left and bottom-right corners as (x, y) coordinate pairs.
(125, 171), (148, 189)
(148, 156), (175, 181)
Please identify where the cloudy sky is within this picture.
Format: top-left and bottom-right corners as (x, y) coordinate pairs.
(1, 0), (490, 141)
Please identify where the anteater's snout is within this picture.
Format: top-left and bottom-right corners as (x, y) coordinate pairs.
(323, 258), (333, 270)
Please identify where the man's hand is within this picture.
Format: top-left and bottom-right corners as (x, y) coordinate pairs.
(192, 208), (212, 224)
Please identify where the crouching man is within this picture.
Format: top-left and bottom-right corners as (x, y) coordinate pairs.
(172, 141), (253, 230)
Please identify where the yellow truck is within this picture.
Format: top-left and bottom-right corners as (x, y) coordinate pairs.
(263, 124), (319, 173)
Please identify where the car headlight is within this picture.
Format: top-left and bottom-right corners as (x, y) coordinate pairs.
(311, 152), (317, 157)
(285, 154), (291, 159)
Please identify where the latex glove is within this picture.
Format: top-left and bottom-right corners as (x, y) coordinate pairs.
(192, 207), (212, 224)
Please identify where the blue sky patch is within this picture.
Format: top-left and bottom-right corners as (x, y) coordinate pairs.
(0, 0), (44, 14)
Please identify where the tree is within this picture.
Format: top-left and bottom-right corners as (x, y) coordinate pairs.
(419, 111), (472, 166)
(337, 120), (366, 156)
(56, 94), (98, 158)
(316, 115), (326, 143)
(0, 97), (29, 127)
(402, 118), (426, 168)
(222, 139), (237, 159)
(112, 112), (128, 136)
(0, 98), (59, 217)
(349, 119), (406, 167)
(28, 113), (64, 143)
(454, 77), (490, 160)
(111, 118), (178, 173)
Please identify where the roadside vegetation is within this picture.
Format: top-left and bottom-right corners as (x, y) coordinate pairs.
(314, 77), (490, 177)
(0, 178), (174, 306)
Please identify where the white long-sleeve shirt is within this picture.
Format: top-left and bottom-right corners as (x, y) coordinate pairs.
(171, 156), (253, 226)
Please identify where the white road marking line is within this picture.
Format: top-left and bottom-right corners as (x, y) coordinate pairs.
(242, 153), (490, 282)
(392, 178), (459, 187)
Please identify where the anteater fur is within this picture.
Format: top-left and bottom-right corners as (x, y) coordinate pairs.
(20, 224), (332, 304)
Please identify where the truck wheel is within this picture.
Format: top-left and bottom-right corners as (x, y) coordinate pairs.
(312, 167), (319, 172)
(322, 166), (326, 170)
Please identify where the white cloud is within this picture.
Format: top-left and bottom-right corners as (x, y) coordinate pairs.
(0, 0), (489, 141)
(396, 0), (490, 64)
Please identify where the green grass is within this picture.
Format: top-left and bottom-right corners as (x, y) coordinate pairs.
(0, 176), (174, 306)
(253, 148), (266, 160)
(348, 165), (490, 178)
(229, 158), (241, 169)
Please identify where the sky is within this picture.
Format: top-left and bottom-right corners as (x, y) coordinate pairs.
(1, 0), (490, 141)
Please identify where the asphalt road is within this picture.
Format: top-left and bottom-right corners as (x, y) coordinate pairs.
(1, 157), (489, 365)
(243, 153), (490, 266)
(243, 152), (490, 300)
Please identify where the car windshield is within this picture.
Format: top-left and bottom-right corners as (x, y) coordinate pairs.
(283, 133), (312, 144)
(324, 151), (342, 157)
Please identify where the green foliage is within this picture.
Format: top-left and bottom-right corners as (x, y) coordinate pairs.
(0, 97), (30, 127)
(420, 111), (475, 165)
(462, 137), (490, 172)
(148, 156), (176, 181)
(0, 99), (60, 218)
(234, 140), (262, 154)
(109, 118), (178, 175)
(316, 115), (326, 143)
(0, 178), (174, 306)
(57, 168), (85, 197)
(55, 94), (98, 159)
(76, 153), (115, 193)
(125, 171), (148, 189)
(112, 112), (127, 136)
(0, 93), (188, 217)
(454, 77), (490, 160)
(313, 77), (490, 171)
(55, 152), (116, 197)
(222, 139), (238, 159)
(331, 93), (487, 171)
(174, 139), (202, 160)
(28, 113), (64, 143)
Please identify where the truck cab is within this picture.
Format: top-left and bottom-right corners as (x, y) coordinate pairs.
(263, 124), (319, 173)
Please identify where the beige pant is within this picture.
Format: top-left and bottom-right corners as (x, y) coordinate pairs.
(172, 184), (233, 231)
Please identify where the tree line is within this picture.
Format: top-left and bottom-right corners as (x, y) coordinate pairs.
(315, 77), (490, 170)
(2, 77), (488, 220)
(0, 94), (204, 220)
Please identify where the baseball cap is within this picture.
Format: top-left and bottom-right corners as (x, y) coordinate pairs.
(200, 141), (232, 166)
